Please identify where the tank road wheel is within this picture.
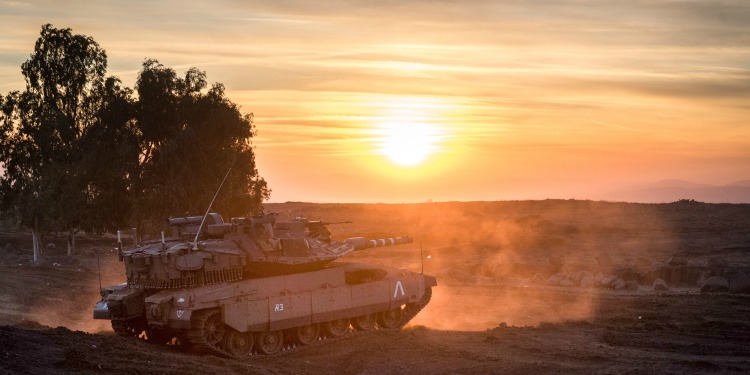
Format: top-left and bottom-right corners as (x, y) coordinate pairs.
(255, 330), (284, 354)
(222, 329), (254, 358)
(292, 324), (320, 346)
(322, 318), (350, 338)
(192, 309), (226, 346)
(378, 307), (403, 329)
(352, 313), (377, 331)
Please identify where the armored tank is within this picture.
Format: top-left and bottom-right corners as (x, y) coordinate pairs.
(93, 212), (436, 357)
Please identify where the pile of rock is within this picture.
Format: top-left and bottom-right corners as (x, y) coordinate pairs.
(536, 271), (639, 290)
(699, 272), (750, 294)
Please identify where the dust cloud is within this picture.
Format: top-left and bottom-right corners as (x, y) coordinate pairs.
(327, 200), (676, 331)
(21, 254), (126, 334)
(6, 200), (677, 335)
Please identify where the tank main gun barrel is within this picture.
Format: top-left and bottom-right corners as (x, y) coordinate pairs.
(321, 220), (353, 226)
(344, 236), (413, 251)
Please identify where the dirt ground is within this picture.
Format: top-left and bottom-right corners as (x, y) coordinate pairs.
(1, 200), (749, 374)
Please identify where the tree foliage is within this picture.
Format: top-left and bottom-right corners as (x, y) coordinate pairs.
(133, 59), (269, 231)
(0, 25), (269, 256)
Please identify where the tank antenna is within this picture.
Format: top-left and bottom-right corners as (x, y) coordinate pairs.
(193, 168), (232, 249)
(420, 242), (424, 274)
(97, 253), (102, 292)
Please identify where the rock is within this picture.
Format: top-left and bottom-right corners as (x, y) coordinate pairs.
(612, 279), (627, 290)
(601, 275), (618, 288)
(729, 273), (750, 294)
(625, 280), (639, 291)
(653, 278), (668, 291)
(700, 276), (729, 294)
(668, 255), (687, 266)
(548, 273), (566, 286)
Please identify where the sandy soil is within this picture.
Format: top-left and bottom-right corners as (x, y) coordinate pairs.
(1, 200), (749, 374)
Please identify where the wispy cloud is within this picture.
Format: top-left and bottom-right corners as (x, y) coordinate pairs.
(1, 0), (749, 202)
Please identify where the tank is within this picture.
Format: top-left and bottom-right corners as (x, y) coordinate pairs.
(93, 212), (436, 357)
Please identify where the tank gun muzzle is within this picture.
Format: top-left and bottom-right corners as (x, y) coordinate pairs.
(344, 236), (413, 251)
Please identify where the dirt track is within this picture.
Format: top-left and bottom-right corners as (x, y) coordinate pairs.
(1, 200), (749, 374)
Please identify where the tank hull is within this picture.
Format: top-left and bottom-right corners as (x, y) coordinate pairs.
(96, 261), (436, 356)
(141, 262), (435, 333)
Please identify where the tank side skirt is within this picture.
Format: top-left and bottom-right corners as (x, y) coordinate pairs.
(159, 272), (430, 333)
(248, 275), (424, 332)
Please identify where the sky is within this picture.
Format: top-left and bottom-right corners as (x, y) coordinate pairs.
(1, 0), (749, 203)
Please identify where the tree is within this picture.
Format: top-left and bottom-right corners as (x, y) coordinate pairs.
(77, 77), (140, 233)
(0, 24), (108, 258)
(132, 60), (269, 235)
(1, 26), (269, 256)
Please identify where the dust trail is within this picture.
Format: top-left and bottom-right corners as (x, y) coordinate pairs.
(335, 200), (675, 331)
(408, 286), (597, 330)
(22, 252), (126, 334)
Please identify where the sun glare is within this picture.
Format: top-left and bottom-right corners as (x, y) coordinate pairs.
(371, 97), (447, 167)
(378, 121), (439, 166)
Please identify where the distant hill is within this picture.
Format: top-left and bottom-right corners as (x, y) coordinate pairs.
(604, 179), (750, 203)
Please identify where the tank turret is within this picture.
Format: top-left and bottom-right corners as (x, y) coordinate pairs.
(94, 212), (435, 357)
(112, 213), (415, 290)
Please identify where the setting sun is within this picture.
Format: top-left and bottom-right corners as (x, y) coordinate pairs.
(376, 121), (441, 166)
(368, 97), (449, 167)
(0, 1), (748, 204)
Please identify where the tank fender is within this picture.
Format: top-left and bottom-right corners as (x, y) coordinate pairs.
(93, 283), (129, 320)
(103, 286), (145, 319)
(107, 286), (143, 302)
(169, 308), (192, 329)
(144, 290), (174, 325)
(145, 289), (194, 329)
(421, 274), (438, 288)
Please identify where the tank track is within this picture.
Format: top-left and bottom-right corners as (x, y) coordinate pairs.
(182, 287), (433, 359)
(112, 317), (147, 338)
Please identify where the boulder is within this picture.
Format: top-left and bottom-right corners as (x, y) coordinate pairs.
(668, 255), (687, 266)
(700, 276), (729, 294)
(548, 273), (566, 286)
(600, 275), (618, 288)
(653, 278), (669, 291)
(612, 279), (627, 290)
(729, 273), (750, 294)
